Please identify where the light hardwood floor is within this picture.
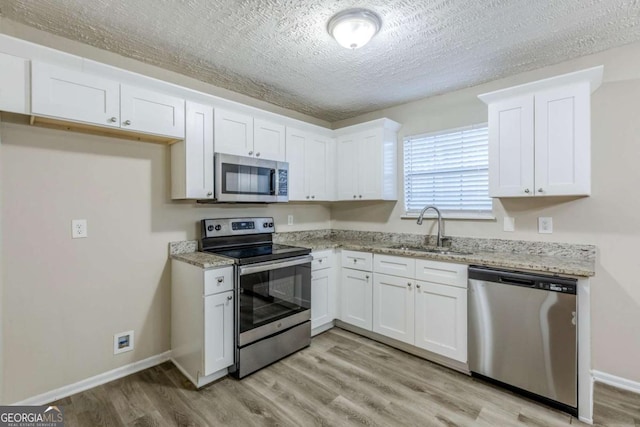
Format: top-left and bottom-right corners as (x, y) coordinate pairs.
(51, 328), (640, 426)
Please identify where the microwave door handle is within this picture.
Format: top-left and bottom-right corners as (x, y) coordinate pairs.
(270, 168), (277, 195)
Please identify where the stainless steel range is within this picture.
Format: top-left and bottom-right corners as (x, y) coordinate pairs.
(200, 217), (312, 378)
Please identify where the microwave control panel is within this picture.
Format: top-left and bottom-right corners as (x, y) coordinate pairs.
(278, 169), (288, 196)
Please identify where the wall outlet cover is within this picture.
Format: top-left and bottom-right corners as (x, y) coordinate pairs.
(538, 217), (553, 234)
(71, 219), (88, 238)
(287, 215), (293, 226)
(503, 216), (515, 232)
(114, 330), (134, 355)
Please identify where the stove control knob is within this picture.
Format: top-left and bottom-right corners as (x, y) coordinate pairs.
(268, 222), (274, 227)
(263, 222), (269, 228)
(207, 225), (214, 232)
(214, 225), (222, 231)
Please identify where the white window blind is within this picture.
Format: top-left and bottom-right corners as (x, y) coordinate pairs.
(403, 124), (492, 215)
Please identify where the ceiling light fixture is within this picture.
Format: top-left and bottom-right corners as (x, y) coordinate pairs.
(327, 8), (381, 49)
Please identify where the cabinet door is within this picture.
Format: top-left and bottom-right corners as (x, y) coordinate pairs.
(414, 280), (467, 362)
(214, 108), (254, 157)
(285, 127), (308, 201)
(311, 267), (336, 331)
(372, 273), (414, 344)
(31, 61), (120, 128)
(254, 118), (286, 161)
(171, 101), (213, 199)
(204, 290), (234, 375)
(306, 134), (332, 201)
(120, 85), (185, 138)
(336, 135), (359, 200)
(488, 95), (535, 197)
(534, 83), (590, 196)
(357, 130), (383, 200)
(340, 268), (372, 330)
(0, 53), (30, 114)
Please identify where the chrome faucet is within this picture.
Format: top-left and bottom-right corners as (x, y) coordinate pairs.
(416, 205), (445, 247)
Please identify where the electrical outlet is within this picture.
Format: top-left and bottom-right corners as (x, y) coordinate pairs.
(114, 330), (134, 355)
(538, 217), (553, 234)
(71, 219), (88, 238)
(503, 216), (515, 232)
(287, 215), (294, 226)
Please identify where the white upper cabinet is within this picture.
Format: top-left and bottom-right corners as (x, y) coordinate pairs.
(286, 127), (335, 201)
(0, 52), (30, 114)
(31, 61), (185, 139)
(254, 118), (286, 161)
(214, 108), (286, 161)
(120, 84), (185, 138)
(32, 61), (120, 128)
(480, 66), (603, 198)
(335, 119), (400, 201)
(171, 101), (214, 199)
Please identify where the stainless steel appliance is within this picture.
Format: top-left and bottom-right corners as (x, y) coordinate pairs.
(200, 217), (311, 378)
(468, 266), (578, 416)
(214, 153), (289, 203)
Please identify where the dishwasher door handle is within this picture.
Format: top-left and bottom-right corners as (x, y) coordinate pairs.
(499, 276), (536, 287)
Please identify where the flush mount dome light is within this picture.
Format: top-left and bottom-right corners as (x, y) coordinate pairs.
(327, 8), (381, 49)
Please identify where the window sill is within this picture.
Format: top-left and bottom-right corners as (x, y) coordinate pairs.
(402, 213), (496, 221)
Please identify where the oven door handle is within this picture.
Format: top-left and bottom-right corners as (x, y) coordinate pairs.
(238, 255), (313, 276)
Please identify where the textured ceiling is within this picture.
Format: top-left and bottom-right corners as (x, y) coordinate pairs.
(1, 0), (640, 122)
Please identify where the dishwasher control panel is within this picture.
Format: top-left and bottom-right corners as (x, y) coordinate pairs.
(469, 266), (577, 294)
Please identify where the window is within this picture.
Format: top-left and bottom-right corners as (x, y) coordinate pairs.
(403, 124), (492, 217)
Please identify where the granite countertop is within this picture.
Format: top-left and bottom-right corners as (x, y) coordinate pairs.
(289, 238), (595, 277)
(170, 252), (235, 269)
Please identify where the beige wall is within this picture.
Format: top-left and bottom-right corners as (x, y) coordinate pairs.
(332, 41), (640, 383)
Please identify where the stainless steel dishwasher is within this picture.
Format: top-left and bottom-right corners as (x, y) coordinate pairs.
(468, 266), (577, 416)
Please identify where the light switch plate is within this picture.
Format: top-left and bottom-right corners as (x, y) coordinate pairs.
(503, 217), (515, 232)
(538, 217), (553, 234)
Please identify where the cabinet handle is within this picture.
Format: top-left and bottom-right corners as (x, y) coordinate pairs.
(353, 195), (357, 199)
(359, 195), (362, 198)
(207, 191), (213, 196)
(538, 188), (544, 193)
(353, 259), (357, 263)
(417, 284), (421, 289)
(108, 117), (117, 123)
(248, 151), (253, 156)
(311, 195), (315, 199)
(256, 152), (260, 157)
(365, 275), (370, 279)
(217, 277), (224, 283)
(407, 282), (412, 288)
(306, 196), (310, 199)
(318, 259), (323, 263)
(123, 120), (131, 126)
(227, 295), (233, 301)
(524, 188), (530, 194)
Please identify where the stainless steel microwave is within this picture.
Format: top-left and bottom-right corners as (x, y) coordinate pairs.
(214, 153), (289, 203)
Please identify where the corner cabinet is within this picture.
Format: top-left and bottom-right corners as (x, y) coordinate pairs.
(335, 119), (401, 201)
(479, 66), (603, 198)
(171, 261), (234, 387)
(171, 101), (214, 199)
(286, 127), (336, 201)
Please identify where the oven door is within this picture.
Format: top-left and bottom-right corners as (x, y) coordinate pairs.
(237, 255), (312, 347)
(215, 153), (288, 203)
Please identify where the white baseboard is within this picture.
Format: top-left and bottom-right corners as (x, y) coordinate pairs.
(592, 370), (640, 395)
(13, 351), (171, 406)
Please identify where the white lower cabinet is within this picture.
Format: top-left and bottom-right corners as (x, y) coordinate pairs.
(372, 273), (414, 344)
(366, 254), (468, 364)
(340, 267), (373, 331)
(171, 261), (234, 387)
(310, 250), (336, 334)
(414, 280), (467, 362)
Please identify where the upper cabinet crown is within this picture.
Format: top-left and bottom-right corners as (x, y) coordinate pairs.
(335, 119), (401, 201)
(479, 66), (603, 198)
(31, 61), (185, 141)
(214, 108), (286, 161)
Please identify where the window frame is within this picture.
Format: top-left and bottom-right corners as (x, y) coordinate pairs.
(402, 123), (494, 221)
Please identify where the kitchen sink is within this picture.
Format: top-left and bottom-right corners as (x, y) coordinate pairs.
(386, 245), (472, 256)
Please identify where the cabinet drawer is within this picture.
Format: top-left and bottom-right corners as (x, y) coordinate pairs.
(373, 254), (415, 278)
(312, 250), (334, 271)
(204, 266), (234, 295)
(341, 250), (373, 271)
(415, 259), (468, 288)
